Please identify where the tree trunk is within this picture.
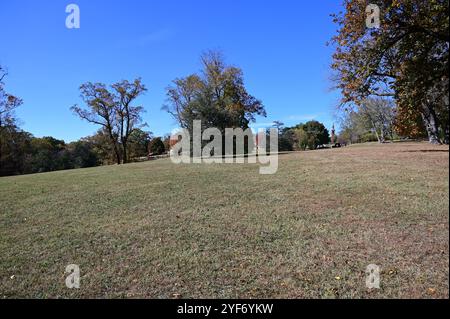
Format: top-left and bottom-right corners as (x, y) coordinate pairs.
(114, 146), (121, 165)
(108, 133), (121, 164)
(369, 118), (382, 143)
(379, 126), (386, 143)
(388, 125), (395, 141)
(421, 104), (441, 144)
(122, 141), (128, 164)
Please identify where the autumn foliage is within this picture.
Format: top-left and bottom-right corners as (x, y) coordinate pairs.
(331, 0), (449, 144)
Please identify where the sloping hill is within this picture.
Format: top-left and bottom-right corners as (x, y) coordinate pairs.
(0, 142), (448, 298)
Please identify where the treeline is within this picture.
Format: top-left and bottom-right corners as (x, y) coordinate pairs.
(1, 49), (333, 178)
(1, 63), (176, 177)
(1, 131), (97, 176)
(0, 126), (169, 176)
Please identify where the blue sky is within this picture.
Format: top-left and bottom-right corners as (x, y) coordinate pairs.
(0, 0), (342, 142)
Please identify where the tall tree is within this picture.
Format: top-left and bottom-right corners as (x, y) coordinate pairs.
(163, 51), (266, 139)
(71, 79), (147, 164)
(71, 83), (121, 164)
(0, 66), (24, 173)
(111, 79), (147, 163)
(331, 0), (449, 144)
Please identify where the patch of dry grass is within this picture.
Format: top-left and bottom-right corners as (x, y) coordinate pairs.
(0, 142), (448, 298)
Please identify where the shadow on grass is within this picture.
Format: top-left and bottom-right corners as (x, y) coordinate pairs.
(402, 150), (449, 153)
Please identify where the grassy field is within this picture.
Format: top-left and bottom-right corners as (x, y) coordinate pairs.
(0, 142), (448, 299)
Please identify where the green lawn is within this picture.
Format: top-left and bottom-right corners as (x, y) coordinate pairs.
(0, 142), (448, 298)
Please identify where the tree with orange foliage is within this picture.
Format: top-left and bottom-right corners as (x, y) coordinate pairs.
(331, 0), (449, 144)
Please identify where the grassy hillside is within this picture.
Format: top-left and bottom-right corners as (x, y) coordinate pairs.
(0, 142), (448, 298)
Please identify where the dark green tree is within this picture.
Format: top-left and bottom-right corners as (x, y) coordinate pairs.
(296, 121), (330, 149)
(65, 140), (99, 168)
(128, 129), (152, 159)
(149, 137), (166, 155)
(29, 137), (66, 173)
(163, 51), (266, 154)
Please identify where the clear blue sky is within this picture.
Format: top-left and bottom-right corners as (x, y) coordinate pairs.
(0, 0), (342, 142)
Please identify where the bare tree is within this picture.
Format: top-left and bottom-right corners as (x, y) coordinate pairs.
(359, 98), (396, 143)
